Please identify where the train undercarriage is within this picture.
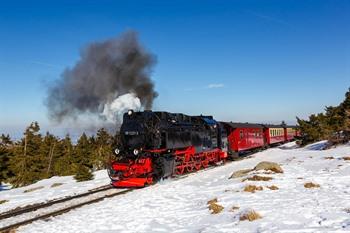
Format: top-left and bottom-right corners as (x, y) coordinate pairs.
(108, 146), (227, 188)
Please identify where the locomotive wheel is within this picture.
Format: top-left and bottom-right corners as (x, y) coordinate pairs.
(215, 153), (220, 163)
(194, 156), (201, 170)
(186, 156), (195, 173)
(176, 165), (185, 175)
(146, 177), (153, 185)
(175, 156), (185, 175)
(201, 158), (209, 168)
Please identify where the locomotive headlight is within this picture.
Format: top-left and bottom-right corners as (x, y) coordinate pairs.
(114, 148), (120, 155)
(133, 149), (139, 155)
(128, 110), (133, 115)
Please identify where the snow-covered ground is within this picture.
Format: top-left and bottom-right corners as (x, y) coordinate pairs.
(2, 141), (350, 233)
(0, 170), (110, 213)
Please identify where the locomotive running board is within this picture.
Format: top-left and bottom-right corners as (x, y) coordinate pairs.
(112, 177), (152, 188)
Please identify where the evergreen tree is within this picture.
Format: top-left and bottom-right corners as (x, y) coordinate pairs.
(73, 133), (93, 166)
(0, 134), (14, 184)
(8, 122), (43, 187)
(1, 134), (12, 145)
(39, 132), (61, 178)
(73, 133), (94, 181)
(92, 128), (113, 170)
(344, 109), (350, 140)
(325, 106), (343, 133)
(54, 135), (75, 176)
(297, 88), (350, 145)
(74, 164), (94, 182)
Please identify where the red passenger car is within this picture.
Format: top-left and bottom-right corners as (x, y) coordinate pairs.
(221, 122), (265, 157)
(264, 125), (285, 145)
(284, 126), (296, 141)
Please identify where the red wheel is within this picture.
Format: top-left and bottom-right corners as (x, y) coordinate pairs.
(176, 165), (185, 175)
(215, 153), (220, 163)
(194, 156), (201, 170)
(186, 156), (195, 173)
(175, 156), (185, 175)
(146, 177), (153, 185)
(202, 158), (209, 168)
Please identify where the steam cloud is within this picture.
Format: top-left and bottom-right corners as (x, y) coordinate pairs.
(102, 93), (141, 123)
(45, 30), (157, 124)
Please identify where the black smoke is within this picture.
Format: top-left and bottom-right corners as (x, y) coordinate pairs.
(45, 30), (157, 123)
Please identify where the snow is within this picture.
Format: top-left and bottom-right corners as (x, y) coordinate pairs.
(0, 170), (110, 213)
(0, 187), (127, 229)
(2, 141), (350, 232)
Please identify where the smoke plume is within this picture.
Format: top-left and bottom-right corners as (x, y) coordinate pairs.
(45, 30), (157, 124)
(102, 93), (141, 123)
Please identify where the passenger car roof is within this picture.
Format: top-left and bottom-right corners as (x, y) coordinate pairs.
(221, 122), (264, 129)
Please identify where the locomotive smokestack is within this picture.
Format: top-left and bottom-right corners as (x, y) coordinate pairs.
(45, 30), (157, 124)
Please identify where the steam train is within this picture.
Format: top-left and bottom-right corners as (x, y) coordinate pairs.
(108, 110), (299, 188)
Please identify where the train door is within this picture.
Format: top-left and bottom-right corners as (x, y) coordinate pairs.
(218, 123), (228, 152)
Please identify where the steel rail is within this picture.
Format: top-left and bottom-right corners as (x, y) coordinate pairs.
(0, 189), (131, 233)
(0, 184), (114, 221)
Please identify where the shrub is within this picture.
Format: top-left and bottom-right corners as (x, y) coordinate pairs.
(0, 199), (8, 204)
(239, 209), (262, 221)
(242, 175), (273, 182)
(243, 185), (263, 193)
(304, 182), (320, 188)
(207, 198), (224, 214)
(267, 185), (279, 190)
(23, 186), (44, 193)
(74, 165), (94, 182)
(51, 183), (63, 188)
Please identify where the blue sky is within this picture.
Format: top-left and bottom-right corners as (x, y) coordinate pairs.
(0, 0), (349, 136)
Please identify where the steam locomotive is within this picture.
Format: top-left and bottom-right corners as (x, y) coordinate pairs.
(108, 110), (298, 188)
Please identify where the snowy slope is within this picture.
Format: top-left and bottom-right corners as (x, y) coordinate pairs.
(0, 170), (110, 213)
(5, 141), (350, 233)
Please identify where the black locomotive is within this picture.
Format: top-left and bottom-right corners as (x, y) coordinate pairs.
(109, 110), (228, 187)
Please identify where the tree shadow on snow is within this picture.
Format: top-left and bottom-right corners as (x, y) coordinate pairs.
(304, 141), (328, 150)
(0, 184), (11, 191)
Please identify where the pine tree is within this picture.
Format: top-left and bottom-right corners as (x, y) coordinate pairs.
(344, 109), (350, 140)
(74, 164), (94, 182)
(73, 133), (92, 166)
(297, 87), (350, 145)
(0, 134), (14, 184)
(54, 135), (75, 176)
(1, 134), (12, 145)
(92, 128), (113, 170)
(73, 133), (94, 181)
(39, 132), (60, 178)
(340, 88), (350, 141)
(9, 122), (43, 187)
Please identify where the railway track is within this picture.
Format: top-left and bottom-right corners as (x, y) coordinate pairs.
(0, 185), (113, 221)
(0, 145), (282, 233)
(0, 186), (131, 233)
